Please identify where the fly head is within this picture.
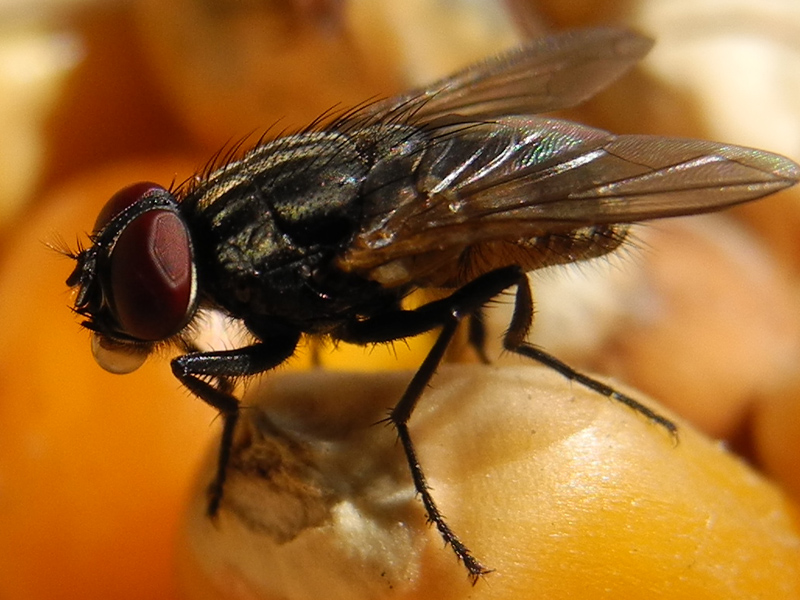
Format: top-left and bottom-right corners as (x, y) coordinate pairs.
(66, 182), (198, 374)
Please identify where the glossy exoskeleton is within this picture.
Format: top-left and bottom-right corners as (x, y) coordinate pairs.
(66, 28), (799, 580)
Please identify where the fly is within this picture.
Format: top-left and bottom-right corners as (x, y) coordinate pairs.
(65, 27), (800, 581)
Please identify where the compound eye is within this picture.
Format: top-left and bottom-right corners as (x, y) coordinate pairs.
(109, 208), (195, 341)
(94, 181), (165, 233)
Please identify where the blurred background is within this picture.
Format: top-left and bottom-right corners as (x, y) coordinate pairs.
(0, 0), (799, 597)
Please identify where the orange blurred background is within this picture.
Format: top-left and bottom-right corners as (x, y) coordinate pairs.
(1, 1), (799, 598)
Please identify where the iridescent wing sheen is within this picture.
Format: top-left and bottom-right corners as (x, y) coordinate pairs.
(338, 116), (799, 284)
(348, 27), (653, 125)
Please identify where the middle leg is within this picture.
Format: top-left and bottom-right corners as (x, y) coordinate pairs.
(338, 267), (525, 580)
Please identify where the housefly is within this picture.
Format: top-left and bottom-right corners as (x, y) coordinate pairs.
(66, 27), (799, 580)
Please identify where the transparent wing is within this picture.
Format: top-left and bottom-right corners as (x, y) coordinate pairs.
(340, 117), (799, 275)
(347, 27), (653, 125)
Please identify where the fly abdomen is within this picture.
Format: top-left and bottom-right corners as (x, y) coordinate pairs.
(454, 224), (630, 285)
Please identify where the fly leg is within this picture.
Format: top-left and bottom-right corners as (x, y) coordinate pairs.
(339, 268), (524, 581)
(499, 265), (678, 437)
(340, 265), (677, 580)
(467, 309), (491, 364)
(171, 327), (300, 516)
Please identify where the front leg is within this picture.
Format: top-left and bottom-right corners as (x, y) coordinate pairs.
(171, 329), (300, 516)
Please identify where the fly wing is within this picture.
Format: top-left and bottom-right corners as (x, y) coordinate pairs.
(346, 27), (653, 125)
(339, 117), (799, 281)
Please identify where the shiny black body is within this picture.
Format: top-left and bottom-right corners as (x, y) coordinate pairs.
(181, 118), (631, 334)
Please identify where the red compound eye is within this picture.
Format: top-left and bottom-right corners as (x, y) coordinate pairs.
(94, 181), (164, 233)
(109, 208), (195, 341)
